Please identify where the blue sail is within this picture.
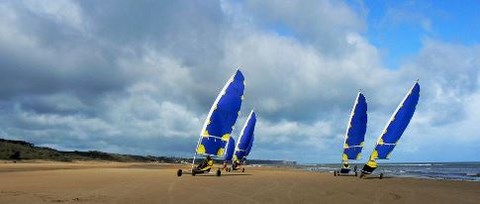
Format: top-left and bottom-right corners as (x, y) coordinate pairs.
(196, 70), (245, 157)
(224, 137), (235, 161)
(372, 82), (420, 160)
(244, 133), (254, 157)
(234, 111), (256, 161)
(342, 92), (368, 161)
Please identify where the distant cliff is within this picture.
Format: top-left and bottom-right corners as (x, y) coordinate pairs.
(0, 138), (296, 165)
(0, 138), (175, 163)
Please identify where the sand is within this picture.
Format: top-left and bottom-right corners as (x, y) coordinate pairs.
(0, 162), (479, 204)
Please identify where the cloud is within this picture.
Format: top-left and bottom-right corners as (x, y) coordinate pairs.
(0, 0), (478, 163)
(0, 1), (130, 99)
(402, 40), (480, 126)
(22, 0), (86, 32)
(239, 0), (366, 56)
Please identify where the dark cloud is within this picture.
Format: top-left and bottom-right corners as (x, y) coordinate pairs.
(0, 1), (128, 100)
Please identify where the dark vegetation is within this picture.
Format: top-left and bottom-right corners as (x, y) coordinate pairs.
(0, 138), (178, 163)
(1, 138), (295, 165)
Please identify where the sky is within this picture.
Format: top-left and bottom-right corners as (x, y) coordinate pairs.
(0, 0), (479, 163)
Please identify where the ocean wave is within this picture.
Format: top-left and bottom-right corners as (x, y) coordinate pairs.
(305, 162), (480, 181)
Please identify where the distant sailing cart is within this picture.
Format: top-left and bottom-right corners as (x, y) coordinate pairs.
(230, 110), (256, 173)
(334, 91), (367, 177)
(359, 81), (420, 179)
(221, 137), (236, 172)
(177, 70), (245, 177)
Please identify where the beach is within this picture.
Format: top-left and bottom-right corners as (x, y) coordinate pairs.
(0, 162), (479, 204)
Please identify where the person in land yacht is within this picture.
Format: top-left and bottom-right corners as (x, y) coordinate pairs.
(192, 155), (214, 174)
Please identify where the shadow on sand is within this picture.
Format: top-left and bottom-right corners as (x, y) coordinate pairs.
(335, 174), (358, 177)
(362, 176), (393, 180)
(195, 173), (252, 177)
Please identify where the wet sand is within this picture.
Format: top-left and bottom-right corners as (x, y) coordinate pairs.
(1, 162), (479, 203)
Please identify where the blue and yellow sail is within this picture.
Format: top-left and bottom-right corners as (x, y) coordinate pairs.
(224, 137), (235, 161)
(196, 70), (245, 157)
(366, 82), (420, 169)
(342, 92), (368, 164)
(234, 110), (256, 161)
(244, 132), (254, 157)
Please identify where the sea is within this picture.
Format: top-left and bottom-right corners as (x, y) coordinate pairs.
(306, 162), (480, 181)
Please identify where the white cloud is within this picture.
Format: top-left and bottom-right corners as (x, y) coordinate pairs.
(23, 0), (86, 32)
